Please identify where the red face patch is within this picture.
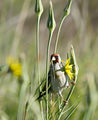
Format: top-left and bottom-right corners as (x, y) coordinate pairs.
(51, 54), (59, 57)
(50, 53), (59, 63)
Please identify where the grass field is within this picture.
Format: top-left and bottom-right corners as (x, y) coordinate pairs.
(0, 0), (98, 120)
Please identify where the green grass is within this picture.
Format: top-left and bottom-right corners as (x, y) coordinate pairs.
(0, 0), (98, 120)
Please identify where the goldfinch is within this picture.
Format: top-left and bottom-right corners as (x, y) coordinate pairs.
(37, 54), (69, 100)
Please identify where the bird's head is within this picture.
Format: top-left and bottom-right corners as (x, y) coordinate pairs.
(50, 54), (61, 64)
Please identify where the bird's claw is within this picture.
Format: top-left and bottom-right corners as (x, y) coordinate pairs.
(71, 81), (76, 85)
(63, 100), (68, 105)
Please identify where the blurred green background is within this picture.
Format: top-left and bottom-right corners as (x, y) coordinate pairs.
(0, 0), (98, 120)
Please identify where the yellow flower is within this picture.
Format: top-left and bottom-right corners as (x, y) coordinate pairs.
(6, 56), (22, 77)
(64, 58), (74, 80)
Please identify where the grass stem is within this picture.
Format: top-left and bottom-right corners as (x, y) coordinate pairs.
(36, 14), (44, 120)
(54, 15), (66, 53)
(36, 15), (40, 90)
(54, 0), (72, 53)
(46, 1), (56, 119)
(35, 0), (44, 119)
(46, 31), (53, 120)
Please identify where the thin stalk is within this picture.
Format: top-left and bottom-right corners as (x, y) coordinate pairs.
(35, 0), (43, 118)
(58, 96), (80, 120)
(24, 102), (28, 120)
(66, 45), (78, 102)
(36, 15), (44, 120)
(24, 111), (27, 120)
(55, 46), (78, 119)
(54, 15), (66, 53)
(36, 15), (40, 88)
(46, 31), (53, 120)
(66, 84), (75, 102)
(64, 102), (80, 120)
(54, 0), (72, 53)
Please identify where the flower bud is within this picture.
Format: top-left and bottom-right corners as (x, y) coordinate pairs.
(47, 1), (56, 32)
(70, 45), (79, 80)
(35, 0), (43, 16)
(64, 0), (72, 17)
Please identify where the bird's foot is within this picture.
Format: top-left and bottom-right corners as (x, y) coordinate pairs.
(63, 100), (68, 105)
(71, 81), (76, 85)
(67, 81), (76, 88)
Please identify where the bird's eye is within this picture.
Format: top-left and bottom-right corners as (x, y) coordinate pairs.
(55, 56), (59, 62)
(55, 56), (58, 59)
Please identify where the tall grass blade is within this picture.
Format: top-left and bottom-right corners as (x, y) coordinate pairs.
(64, 102), (80, 120)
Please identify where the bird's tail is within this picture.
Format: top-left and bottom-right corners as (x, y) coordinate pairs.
(36, 86), (51, 101)
(36, 91), (46, 101)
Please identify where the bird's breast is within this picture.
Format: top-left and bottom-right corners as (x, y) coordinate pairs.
(51, 71), (66, 93)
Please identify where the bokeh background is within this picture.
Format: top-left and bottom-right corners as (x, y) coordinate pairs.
(0, 0), (98, 120)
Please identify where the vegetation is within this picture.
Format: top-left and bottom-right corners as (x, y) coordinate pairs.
(0, 0), (98, 120)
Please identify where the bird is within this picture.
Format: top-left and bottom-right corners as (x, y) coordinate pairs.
(36, 53), (69, 101)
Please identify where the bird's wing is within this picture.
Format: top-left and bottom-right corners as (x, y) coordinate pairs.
(36, 64), (54, 100)
(59, 62), (64, 68)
